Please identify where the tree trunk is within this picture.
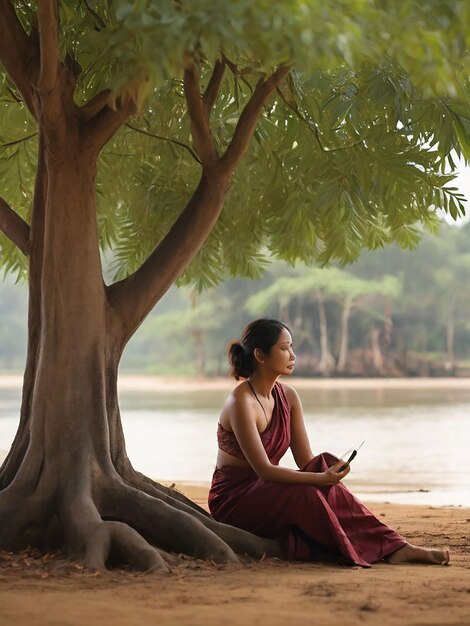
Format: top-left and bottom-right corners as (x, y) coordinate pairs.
(279, 303), (291, 327)
(315, 295), (335, 375)
(370, 327), (384, 375)
(193, 330), (206, 376)
(383, 297), (393, 346)
(336, 297), (352, 373)
(0, 138), (279, 571)
(445, 315), (455, 374)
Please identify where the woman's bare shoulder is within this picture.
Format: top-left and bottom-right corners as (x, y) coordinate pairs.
(278, 382), (301, 406)
(220, 381), (254, 429)
(222, 381), (250, 412)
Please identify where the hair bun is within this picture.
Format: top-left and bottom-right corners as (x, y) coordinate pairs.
(229, 342), (245, 358)
(228, 342), (250, 380)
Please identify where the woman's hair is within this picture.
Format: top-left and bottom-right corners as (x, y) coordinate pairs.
(228, 318), (290, 380)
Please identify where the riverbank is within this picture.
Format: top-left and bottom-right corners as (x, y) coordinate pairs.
(1, 373), (470, 391)
(0, 483), (469, 626)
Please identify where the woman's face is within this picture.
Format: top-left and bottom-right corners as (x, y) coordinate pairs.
(259, 327), (296, 376)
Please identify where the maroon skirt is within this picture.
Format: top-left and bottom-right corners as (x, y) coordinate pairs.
(209, 452), (406, 567)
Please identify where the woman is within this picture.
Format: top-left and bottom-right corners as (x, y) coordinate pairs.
(208, 318), (450, 567)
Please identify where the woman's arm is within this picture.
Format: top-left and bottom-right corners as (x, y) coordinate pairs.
(228, 390), (349, 486)
(284, 385), (315, 468)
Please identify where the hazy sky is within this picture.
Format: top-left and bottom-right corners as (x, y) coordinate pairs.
(456, 165), (470, 202)
(444, 158), (469, 225)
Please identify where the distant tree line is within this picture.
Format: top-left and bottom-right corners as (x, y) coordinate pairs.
(120, 221), (470, 377)
(1, 222), (470, 377)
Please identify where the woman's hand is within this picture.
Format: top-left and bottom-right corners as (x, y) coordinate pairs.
(316, 459), (351, 486)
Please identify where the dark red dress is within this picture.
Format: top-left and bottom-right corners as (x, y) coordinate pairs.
(208, 382), (406, 567)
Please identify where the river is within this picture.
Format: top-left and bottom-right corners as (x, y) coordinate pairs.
(1, 380), (469, 507)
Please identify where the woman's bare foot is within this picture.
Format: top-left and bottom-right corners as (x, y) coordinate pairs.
(387, 543), (450, 565)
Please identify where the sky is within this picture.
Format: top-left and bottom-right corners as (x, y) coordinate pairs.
(444, 158), (470, 225)
(456, 166), (470, 207)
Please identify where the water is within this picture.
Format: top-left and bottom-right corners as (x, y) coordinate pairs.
(1, 383), (470, 507)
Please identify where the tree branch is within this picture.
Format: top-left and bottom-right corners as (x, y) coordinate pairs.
(0, 0), (37, 114)
(79, 89), (112, 120)
(107, 65), (291, 338)
(125, 123), (201, 164)
(277, 86), (367, 154)
(202, 58), (225, 118)
(37, 0), (59, 93)
(276, 85), (327, 153)
(0, 197), (30, 256)
(82, 97), (138, 155)
(220, 64), (292, 175)
(107, 173), (228, 341)
(183, 60), (218, 169)
(1, 132), (38, 149)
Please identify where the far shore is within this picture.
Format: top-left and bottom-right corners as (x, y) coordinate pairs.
(1, 373), (470, 392)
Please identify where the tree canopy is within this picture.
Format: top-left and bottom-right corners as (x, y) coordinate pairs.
(2, 1), (470, 288)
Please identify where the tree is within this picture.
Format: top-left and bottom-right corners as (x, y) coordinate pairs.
(431, 236), (470, 372)
(246, 269), (338, 373)
(1, 1), (470, 570)
(246, 267), (400, 374)
(140, 288), (231, 376)
(325, 275), (401, 374)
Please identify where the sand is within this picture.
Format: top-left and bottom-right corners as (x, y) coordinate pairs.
(1, 376), (469, 624)
(0, 483), (469, 626)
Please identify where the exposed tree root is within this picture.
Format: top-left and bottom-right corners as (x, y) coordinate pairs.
(0, 481), (54, 550)
(115, 465), (281, 558)
(0, 464), (281, 572)
(112, 474), (283, 559)
(103, 481), (239, 563)
(84, 521), (169, 572)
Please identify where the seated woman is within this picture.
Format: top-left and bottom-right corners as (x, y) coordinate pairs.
(208, 318), (450, 567)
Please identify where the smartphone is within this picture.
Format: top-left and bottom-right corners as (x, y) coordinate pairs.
(338, 440), (364, 472)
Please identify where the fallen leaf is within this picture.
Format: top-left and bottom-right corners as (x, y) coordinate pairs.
(69, 563), (84, 571)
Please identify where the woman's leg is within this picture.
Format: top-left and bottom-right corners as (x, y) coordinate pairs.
(304, 453), (450, 565)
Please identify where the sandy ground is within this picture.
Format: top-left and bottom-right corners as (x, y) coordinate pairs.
(0, 483), (469, 626)
(1, 376), (469, 625)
